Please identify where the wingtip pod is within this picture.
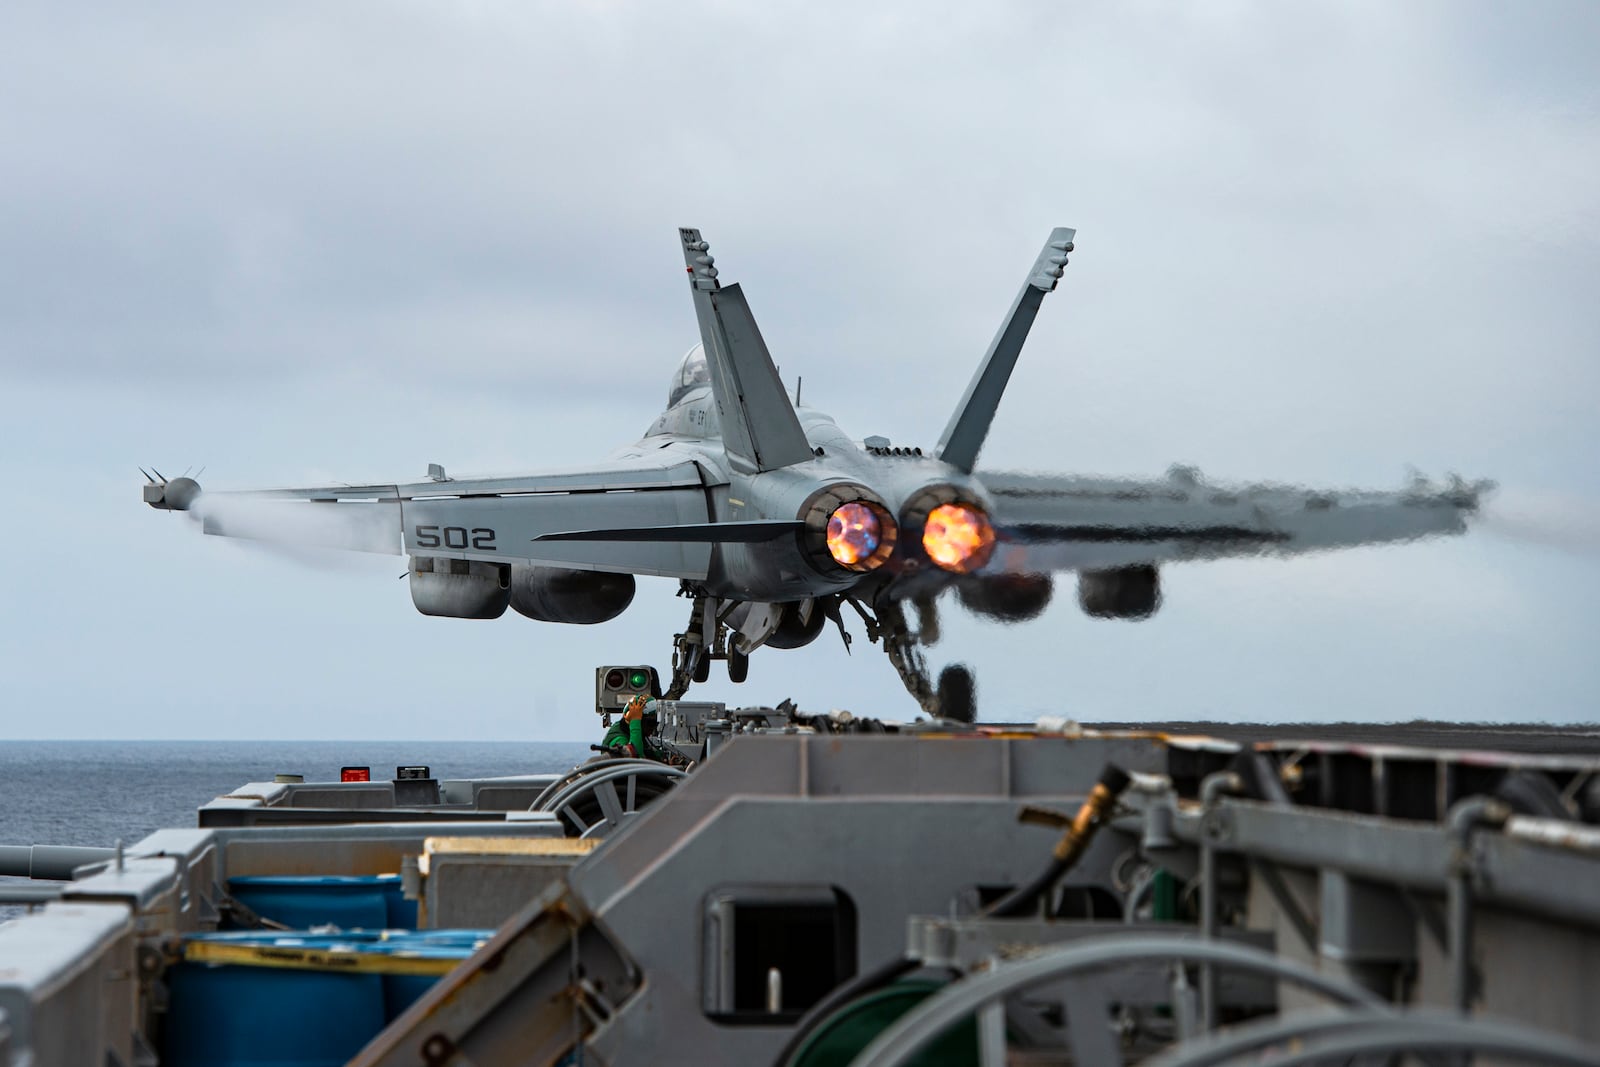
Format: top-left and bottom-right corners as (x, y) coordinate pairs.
(143, 475), (201, 511)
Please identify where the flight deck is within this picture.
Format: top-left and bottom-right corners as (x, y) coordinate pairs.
(3, 711), (1599, 1065)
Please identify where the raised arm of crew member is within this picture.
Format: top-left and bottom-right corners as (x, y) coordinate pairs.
(602, 696), (649, 757)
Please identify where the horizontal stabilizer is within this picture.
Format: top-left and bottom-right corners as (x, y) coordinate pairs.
(535, 520), (804, 544)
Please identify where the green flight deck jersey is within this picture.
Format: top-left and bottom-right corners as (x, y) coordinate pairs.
(601, 716), (646, 757)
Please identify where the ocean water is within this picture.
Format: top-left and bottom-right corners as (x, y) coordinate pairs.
(0, 740), (592, 924)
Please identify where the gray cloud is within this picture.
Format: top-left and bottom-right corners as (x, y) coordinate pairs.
(1, 1), (1596, 738)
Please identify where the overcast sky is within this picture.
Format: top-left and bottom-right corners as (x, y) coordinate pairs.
(2, 1), (1596, 740)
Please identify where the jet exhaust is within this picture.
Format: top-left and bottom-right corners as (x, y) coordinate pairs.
(898, 485), (997, 575)
(922, 502), (996, 574)
(826, 502), (886, 568)
(798, 484), (897, 574)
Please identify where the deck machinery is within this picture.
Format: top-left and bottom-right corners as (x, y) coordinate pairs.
(3, 711), (1600, 1066)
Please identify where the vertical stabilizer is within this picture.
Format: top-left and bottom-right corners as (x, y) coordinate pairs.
(680, 228), (814, 474)
(935, 227), (1075, 473)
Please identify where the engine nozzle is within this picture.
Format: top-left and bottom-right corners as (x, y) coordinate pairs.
(800, 484), (898, 574)
(922, 502), (995, 574)
(827, 501), (885, 568)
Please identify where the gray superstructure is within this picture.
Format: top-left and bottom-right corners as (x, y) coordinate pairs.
(4, 714), (1600, 1065)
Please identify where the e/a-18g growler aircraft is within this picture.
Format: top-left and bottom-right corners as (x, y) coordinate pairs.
(143, 226), (1487, 720)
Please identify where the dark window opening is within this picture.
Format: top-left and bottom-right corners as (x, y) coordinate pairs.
(703, 886), (857, 1024)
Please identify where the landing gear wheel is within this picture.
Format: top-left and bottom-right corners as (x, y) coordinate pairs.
(727, 646), (749, 683)
(937, 665), (976, 723)
(665, 591), (713, 699)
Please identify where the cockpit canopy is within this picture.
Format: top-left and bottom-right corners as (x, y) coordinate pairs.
(667, 344), (711, 408)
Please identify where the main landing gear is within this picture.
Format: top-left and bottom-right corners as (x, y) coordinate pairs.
(664, 590), (748, 699)
(856, 595), (976, 723)
(661, 585), (977, 722)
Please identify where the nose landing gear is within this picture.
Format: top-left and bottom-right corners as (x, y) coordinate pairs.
(664, 588), (754, 698)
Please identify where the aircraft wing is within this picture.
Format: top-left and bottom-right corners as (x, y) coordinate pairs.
(164, 459), (721, 579)
(973, 469), (1489, 575)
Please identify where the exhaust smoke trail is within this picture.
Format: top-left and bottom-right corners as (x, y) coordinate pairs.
(1479, 488), (1600, 561)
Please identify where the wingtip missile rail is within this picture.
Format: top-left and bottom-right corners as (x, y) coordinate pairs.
(143, 474), (201, 512)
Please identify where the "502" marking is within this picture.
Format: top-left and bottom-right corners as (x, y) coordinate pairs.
(415, 525), (496, 551)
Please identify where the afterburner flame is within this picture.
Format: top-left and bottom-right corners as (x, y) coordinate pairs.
(922, 503), (995, 573)
(827, 502), (883, 567)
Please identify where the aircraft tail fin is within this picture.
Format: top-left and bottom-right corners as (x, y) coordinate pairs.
(679, 228), (814, 473)
(935, 227), (1076, 474)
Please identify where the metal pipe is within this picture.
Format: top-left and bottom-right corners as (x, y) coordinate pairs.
(1504, 816), (1600, 856)
(766, 967), (782, 1014)
(1124, 868), (1157, 924)
(0, 845), (118, 880)
(1445, 796), (1510, 1014)
(1146, 1010), (1600, 1067)
(1198, 770), (1243, 1032)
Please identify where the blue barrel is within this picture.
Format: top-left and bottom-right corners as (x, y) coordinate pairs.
(366, 933), (493, 1020)
(227, 874), (418, 930)
(165, 930), (492, 1067)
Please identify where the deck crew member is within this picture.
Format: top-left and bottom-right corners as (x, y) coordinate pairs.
(602, 695), (659, 759)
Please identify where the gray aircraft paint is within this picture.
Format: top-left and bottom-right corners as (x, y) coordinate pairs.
(142, 228), (1487, 713)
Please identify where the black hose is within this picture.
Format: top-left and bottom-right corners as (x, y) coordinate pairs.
(986, 855), (1073, 919)
(984, 762), (1132, 919)
(772, 762), (1133, 1064)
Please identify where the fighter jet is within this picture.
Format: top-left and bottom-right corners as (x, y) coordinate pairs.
(143, 226), (1487, 720)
